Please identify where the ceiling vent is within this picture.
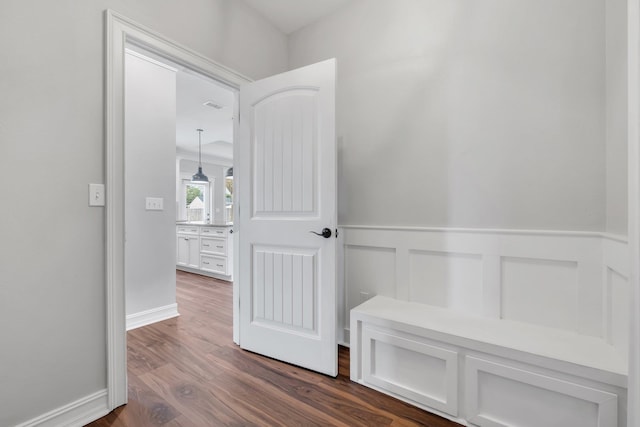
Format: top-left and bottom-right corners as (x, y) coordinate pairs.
(203, 100), (224, 109)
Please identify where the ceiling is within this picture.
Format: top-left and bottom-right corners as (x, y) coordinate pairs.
(243, 0), (352, 34)
(127, 44), (235, 161)
(132, 0), (355, 161)
(176, 70), (235, 160)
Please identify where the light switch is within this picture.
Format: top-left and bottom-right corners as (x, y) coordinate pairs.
(145, 197), (164, 211)
(89, 184), (105, 207)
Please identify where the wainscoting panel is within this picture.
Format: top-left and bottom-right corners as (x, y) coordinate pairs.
(607, 269), (630, 356)
(344, 244), (396, 334)
(500, 257), (579, 331)
(603, 236), (630, 358)
(409, 250), (483, 316)
(340, 226), (628, 345)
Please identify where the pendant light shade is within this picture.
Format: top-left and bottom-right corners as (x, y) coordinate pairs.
(191, 166), (208, 183)
(191, 128), (209, 183)
(225, 167), (233, 178)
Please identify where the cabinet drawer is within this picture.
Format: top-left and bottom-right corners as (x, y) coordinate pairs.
(201, 226), (227, 237)
(200, 255), (227, 275)
(177, 225), (199, 235)
(201, 237), (226, 255)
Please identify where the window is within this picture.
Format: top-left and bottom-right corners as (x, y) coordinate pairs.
(225, 173), (233, 223)
(180, 179), (213, 222)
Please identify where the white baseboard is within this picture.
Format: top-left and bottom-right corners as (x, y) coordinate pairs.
(14, 389), (109, 427)
(126, 303), (179, 331)
(340, 328), (350, 348)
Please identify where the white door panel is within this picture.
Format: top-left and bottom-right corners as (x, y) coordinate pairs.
(239, 59), (337, 376)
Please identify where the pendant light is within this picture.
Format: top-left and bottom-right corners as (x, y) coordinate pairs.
(191, 128), (209, 183)
(225, 167), (233, 179)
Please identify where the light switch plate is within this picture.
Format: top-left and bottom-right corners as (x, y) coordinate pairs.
(89, 184), (105, 207)
(145, 197), (164, 211)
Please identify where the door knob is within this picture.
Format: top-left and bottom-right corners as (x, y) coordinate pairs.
(310, 228), (332, 238)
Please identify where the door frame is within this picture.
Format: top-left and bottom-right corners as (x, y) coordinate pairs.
(627, 1), (640, 425)
(104, 10), (248, 410)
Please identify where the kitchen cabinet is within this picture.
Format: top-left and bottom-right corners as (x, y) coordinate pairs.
(176, 224), (233, 280)
(176, 225), (200, 269)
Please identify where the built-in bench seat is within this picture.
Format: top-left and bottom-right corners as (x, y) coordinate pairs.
(350, 296), (628, 427)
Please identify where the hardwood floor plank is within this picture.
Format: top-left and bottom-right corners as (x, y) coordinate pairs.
(138, 363), (266, 426)
(87, 271), (460, 427)
(199, 350), (355, 427)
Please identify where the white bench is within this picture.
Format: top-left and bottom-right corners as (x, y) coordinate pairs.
(350, 296), (627, 427)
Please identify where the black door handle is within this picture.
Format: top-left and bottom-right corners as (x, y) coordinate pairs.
(310, 228), (332, 238)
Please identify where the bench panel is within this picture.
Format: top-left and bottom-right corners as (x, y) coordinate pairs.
(362, 326), (458, 416)
(351, 296), (627, 426)
(465, 356), (618, 427)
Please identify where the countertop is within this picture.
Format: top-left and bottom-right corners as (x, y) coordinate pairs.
(176, 221), (233, 227)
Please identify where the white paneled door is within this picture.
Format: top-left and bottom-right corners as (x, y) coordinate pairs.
(238, 59), (337, 376)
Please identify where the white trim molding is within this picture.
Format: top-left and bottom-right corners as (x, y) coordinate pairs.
(14, 390), (109, 427)
(627, 0), (640, 425)
(126, 303), (179, 331)
(105, 9), (250, 412)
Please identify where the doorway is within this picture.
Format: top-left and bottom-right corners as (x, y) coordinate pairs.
(106, 10), (339, 411)
(123, 44), (236, 334)
(105, 10), (248, 409)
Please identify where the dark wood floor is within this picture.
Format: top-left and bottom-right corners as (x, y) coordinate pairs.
(87, 271), (459, 427)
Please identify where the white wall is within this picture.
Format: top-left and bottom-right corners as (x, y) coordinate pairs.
(124, 52), (177, 317)
(289, 0), (606, 231)
(606, 0), (628, 235)
(0, 1), (287, 425)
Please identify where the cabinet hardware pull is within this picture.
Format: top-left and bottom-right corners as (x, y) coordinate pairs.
(203, 261), (209, 265)
(216, 264), (224, 267)
(216, 245), (223, 248)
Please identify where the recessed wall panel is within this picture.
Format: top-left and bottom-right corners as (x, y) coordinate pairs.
(501, 257), (578, 331)
(345, 245), (395, 327)
(607, 268), (629, 355)
(409, 250), (483, 315)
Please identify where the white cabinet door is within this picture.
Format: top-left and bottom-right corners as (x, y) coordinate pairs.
(177, 234), (199, 269)
(176, 235), (190, 267)
(187, 236), (200, 269)
(238, 59), (337, 376)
